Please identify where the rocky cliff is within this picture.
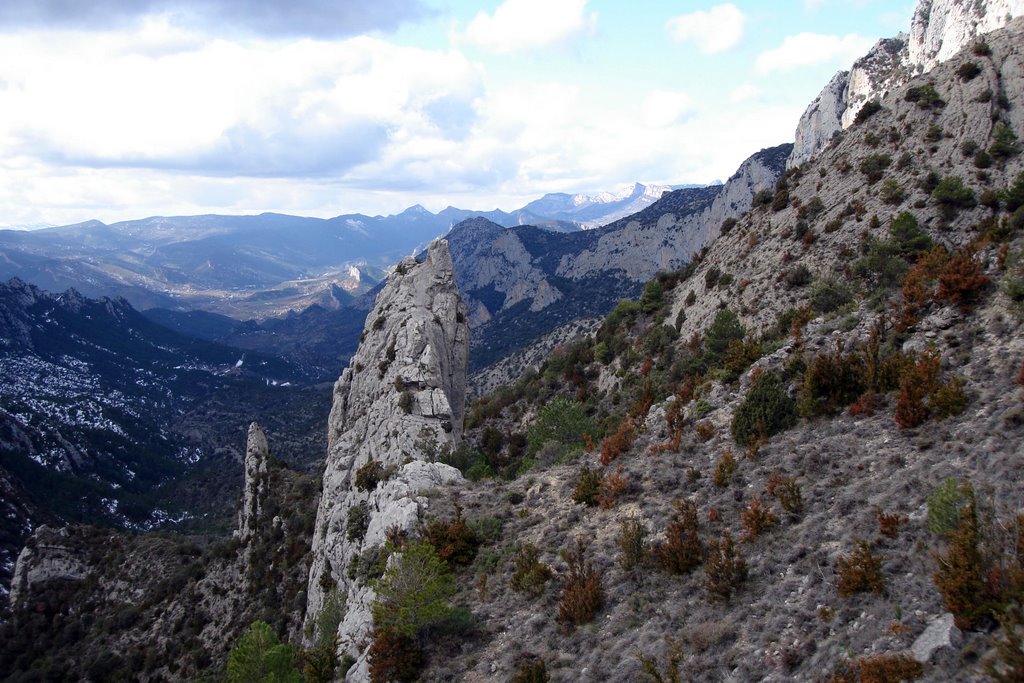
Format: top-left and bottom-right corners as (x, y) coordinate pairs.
(304, 239), (469, 678)
(790, 0), (1023, 166)
(236, 422), (269, 544)
(448, 145), (790, 372)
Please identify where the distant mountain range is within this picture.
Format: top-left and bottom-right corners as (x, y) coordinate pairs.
(521, 182), (712, 227)
(0, 182), (686, 320)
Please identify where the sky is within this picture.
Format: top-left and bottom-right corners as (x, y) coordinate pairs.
(0, 0), (917, 228)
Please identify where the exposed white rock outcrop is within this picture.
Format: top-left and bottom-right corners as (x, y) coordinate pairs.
(235, 422), (269, 544)
(9, 526), (89, 606)
(304, 239), (469, 678)
(789, 0), (1023, 166)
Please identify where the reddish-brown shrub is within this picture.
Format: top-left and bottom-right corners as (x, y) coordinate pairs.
(653, 499), (703, 574)
(512, 656), (551, 683)
(933, 495), (987, 629)
(895, 351), (940, 429)
(713, 449), (736, 487)
(1017, 360), (1024, 386)
(421, 504), (480, 567)
(558, 538), (602, 631)
(597, 468), (628, 509)
(368, 629), (423, 683)
(600, 418), (636, 465)
(837, 540), (885, 596)
(766, 472), (804, 515)
(849, 390), (881, 417)
(704, 531), (748, 602)
(510, 543), (553, 597)
(695, 420), (715, 442)
(937, 248), (989, 310)
(877, 510), (904, 539)
(856, 654), (924, 683)
(740, 496), (778, 542)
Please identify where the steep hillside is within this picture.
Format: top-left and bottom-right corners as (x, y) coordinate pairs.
(433, 21), (1024, 682)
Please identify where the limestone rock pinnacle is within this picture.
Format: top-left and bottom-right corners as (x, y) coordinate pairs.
(304, 239), (469, 678)
(236, 421), (270, 543)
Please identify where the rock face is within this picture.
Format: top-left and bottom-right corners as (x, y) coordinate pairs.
(789, 0), (1023, 166)
(236, 422), (269, 543)
(911, 613), (962, 663)
(9, 526), (89, 607)
(304, 239), (469, 676)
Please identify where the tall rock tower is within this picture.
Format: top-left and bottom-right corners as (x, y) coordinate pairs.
(304, 240), (469, 678)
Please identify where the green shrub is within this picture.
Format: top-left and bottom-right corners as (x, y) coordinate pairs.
(854, 99), (883, 124)
(720, 217), (738, 235)
(527, 398), (595, 456)
(511, 543), (554, 596)
(355, 459), (389, 492)
(880, 178), (905, 204)
(972, 41), (992, 56)
(1003, 173), (1024, 212)
(618, 516), (649, 571)
(227, 621), (301, 683)
(346, 501), (371, 542)
(731, 371), (798, 446)
(371, 540), (456, 639)
(640, 279), (665, 314)
(704, 309), (745, 365)
(859, 153), (892, 184)
(990, 122), (1021, 159)
(957, 61), (981, 81)
(809, 279), (853, 314)
(572, 465), (602, 506)
(889, 212), (932, 258)
(905, 83), (945, 109)
(927, 478), (969, 537)
(784, 265), (813, 289)
(932, 176), (976, 220)
(925, 124), (944, 143)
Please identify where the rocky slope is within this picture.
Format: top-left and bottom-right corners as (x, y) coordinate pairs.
(304, 239), (470, 678)
(400, 18), (1023, 682)
(790, 0), (1023, 165)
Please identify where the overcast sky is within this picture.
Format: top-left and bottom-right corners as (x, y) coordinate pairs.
(0, 0), (915, 227)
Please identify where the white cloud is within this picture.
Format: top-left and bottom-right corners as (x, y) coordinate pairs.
(755, 32), (874, 74)
(0, 27), (483, 177)
(462, 0), (596, 54)
(729, 83), (761, 102)
(666, 4), (745, 54)
(642, 90), (692, 128)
